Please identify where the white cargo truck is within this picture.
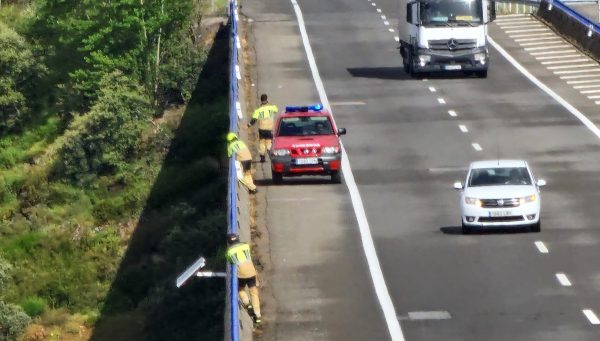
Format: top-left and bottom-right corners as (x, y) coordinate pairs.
(399, 0), (496, 77)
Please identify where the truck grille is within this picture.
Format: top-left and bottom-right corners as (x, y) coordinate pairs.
(478, 216), (524, 223)
(428, 39), (477, 51)
(480, 198), (520, 208)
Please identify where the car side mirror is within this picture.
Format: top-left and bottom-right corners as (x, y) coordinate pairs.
(338, 128), (347, 135)
(537, 179), (546, 187)
(453, 181), (463, 190)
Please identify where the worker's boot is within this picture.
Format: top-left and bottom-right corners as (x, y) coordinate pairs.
(260, 155), (266, 163)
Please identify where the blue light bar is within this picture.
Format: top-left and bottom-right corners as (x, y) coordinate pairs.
(285, 104), (323, 112)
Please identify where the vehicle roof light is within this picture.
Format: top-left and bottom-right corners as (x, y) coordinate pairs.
(285, 104), (323, 112)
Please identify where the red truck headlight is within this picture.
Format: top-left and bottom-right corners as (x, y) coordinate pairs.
(272, 149), (290, 156)
(321, 146), (340, 154)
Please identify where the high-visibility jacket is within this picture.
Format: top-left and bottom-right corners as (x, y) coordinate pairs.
(227, 140), (252, 161)
(226, 242), (257, 278)
(251, 104), (278, 131)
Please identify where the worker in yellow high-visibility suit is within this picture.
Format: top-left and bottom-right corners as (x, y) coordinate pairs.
(227, 132), (257, 193)
(247, 94), (278, 163)
(226, 233), (262, 325)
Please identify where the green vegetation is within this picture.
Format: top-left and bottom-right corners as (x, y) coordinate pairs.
(0, 0), (228, 339)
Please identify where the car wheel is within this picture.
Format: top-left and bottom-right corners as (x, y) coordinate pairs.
(531, 220), (541, 233)
(272, 171), (283, 185)
(462, 222), (471, 235)
(331, 171), (342, 184)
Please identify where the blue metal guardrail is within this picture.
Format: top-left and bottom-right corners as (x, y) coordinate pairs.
(547, 0), (600, 33)
(228, 0), (240, 340)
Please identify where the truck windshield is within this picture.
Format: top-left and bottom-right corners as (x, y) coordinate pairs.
(278, 116), (334, 137)
(420, 0), (483, 26)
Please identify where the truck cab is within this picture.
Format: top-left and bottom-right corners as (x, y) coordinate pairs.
(399, 0), (496, 77)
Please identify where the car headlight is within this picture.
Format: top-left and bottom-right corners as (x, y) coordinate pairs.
(322, 146), (339, 154)
(474, 53), (487, 64)
(465, 197), (481, 206)
(419, 55), (431, 66)
(520, 194), (536, 204)
(272, 149), (290, 156)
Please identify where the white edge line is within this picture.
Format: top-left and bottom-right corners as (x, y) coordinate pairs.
(534, 241), (549, 253)
(555, 273), (572, 287)
(488, 36), (600, 140)
(291, 1), (405, 340)
(583, 309), (600, 325)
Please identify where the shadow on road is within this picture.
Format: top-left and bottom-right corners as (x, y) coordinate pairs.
(440, 226), (533, 235)
(347, 67), (485, 81)
(90, 23), (230, 341)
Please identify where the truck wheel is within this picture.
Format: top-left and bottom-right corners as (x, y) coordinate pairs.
(403, 56), (410, 73)
(331, 171), (342, 184)
(272, 171), (283, 185)
(477, 70), (488, 78)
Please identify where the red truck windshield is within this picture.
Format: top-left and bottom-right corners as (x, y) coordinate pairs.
(277, 116), (334, 136)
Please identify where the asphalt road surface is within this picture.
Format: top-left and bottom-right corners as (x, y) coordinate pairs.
(243, 0), (600, 339)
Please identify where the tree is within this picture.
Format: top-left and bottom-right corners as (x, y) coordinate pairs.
(0, 301), (30, 341)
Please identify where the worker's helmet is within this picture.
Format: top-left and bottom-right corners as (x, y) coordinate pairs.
(260, 94), (268, 103)
(227, 132), (238, 142)
(227, 233), (240, 244)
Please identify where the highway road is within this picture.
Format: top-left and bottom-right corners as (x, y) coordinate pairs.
(243, 0), (600, 340)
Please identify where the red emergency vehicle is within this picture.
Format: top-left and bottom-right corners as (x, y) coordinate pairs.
(270, 104), (346, 184)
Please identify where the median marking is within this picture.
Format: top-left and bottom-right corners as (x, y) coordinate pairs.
(291, 1), (405, 339)
(530, 50), (578, 56)
(555, 273), (572, 287)
(541, 58), (588, 65)
(472, 143), (482, 151)
(554, 69), (600, 75)
(560, 74), (600, 79)
(574, 84), (600, 89)
(547, 64), (596, 70)
(534, 241), (549, 253)
(567, 79), (600, 84)
(509, 32), (554, 39)
(583, 309), (600, 325)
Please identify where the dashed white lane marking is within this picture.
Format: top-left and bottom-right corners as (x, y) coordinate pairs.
(448, 110), (457, 117)
(534, 241), (549, 253)
(429, 86), (436, 92)
(381, 15), (386, 20)
(547, 64), (597, 70)
(489, 35), (600, 141)
(560, 74), (600, 79)
(394, 36), (400, 42)
(568, 79), (600, 84)
(331, 101), (367, 106)
(554, 69), (600, 75)
(509, 32), (554, 38)
(574, 84), (600, 89)
(404, 311), (452, 320)
(555, 273), (572, 287)
(459, 124), (468, 133)
(377, 8), (382, 13)
(583, 309), (600, 325)
(536, 54), (581, 61)
(505, 28), (549, 34)
(291, 1), (405, 339)
(384, 20), (390, 25)
(372, 2), (376, 6)
(541, 58), (589, 65)
(515, 36), (562, 42)
(472, 143), (482, 151)
(530, 50), (578, 56)
(437, 98), (446, 104)
(388, 28), (395, 32)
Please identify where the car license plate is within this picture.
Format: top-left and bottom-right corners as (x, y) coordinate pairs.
(489, 211), (512, 217)
(444, 65), (462, 70)
(296, 157), (318, 165)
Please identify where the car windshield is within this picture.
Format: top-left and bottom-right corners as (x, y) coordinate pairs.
(277, 116), (334, 136)
(420, 0), (483, 26)
(468, 167), (532, 187)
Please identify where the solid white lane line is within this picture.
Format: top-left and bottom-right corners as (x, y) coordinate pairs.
(472, 143), (482, 151)
(291, 1), (405, 340)
(377, 8), (382, 13)
(506, 28), (549, 34)
(583, 309), (600, 325)
(547, 64), (597, 70)
(448, 110), (457, 117)
(459, 124), (468, 133)
(541, 58), (589, 65)
(384, 20), (390, 25)
(560, 74), (600, 79)
(574, 84), (600, 89)
(534, 241), (549, 253)
(394, 36), (400, 42)
(536, 55), (581, 61)
(438, 98), (446, 104)
(509, 33), (554, 38)
(429, 86), (436, 92)
(555, 273), (572, 287)
(554, 69), (600, 75)
(489, 35), (600, 141)
(530, 50), (578, 56)
(515, 36), (562, 42)
(568, 79), (600, 84)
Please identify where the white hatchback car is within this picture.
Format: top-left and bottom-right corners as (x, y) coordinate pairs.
(454, 160), (546, 234)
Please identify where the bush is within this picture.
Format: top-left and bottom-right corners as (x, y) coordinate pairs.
(0, 301), (31, 340)
(21, 296), (46, 317)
